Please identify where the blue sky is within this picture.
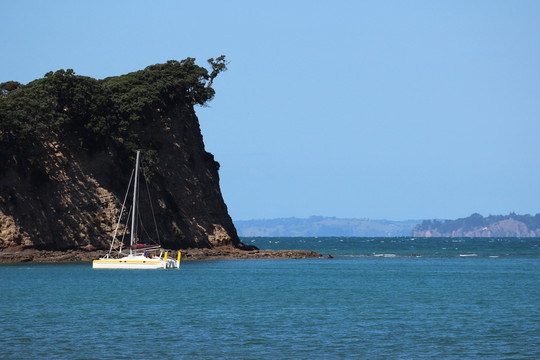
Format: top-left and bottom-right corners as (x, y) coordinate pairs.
(3, 1), (540, 220)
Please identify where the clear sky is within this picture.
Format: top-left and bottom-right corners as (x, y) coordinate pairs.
(3, 1), (540, 221)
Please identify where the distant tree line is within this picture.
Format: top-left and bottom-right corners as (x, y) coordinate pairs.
(0, 56), (228, 169)
(415, 213), (540, 233)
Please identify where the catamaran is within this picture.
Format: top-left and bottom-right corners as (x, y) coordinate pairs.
(93, 151), (180, 269)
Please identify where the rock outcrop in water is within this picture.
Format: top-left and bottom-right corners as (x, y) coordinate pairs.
(0, 58), (254, 256)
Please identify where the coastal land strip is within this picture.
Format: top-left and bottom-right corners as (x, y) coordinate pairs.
(0, 247), (323, 263)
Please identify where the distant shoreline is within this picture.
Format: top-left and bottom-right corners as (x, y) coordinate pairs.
(235, 214), (540, 238)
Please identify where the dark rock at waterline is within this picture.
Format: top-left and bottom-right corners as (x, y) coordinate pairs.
(0, 247), (323, 263)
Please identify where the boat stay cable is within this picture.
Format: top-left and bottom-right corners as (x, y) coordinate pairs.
(118, 205), (132, 256)
(142, 166), (161, 245)
(107, 169), (134, 258)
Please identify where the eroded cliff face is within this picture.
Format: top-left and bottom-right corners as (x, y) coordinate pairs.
(0, 104), (242, 251)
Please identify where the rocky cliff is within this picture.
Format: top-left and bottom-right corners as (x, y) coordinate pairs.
(412, 213), (540, 237)
(0, 59), (247, 253)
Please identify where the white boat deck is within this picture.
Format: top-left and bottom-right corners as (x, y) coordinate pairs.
(93, 253), (180, 269)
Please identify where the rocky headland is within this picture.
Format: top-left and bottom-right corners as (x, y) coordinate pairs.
(0, 58), (321, 262)
(412, 213), (540, 237)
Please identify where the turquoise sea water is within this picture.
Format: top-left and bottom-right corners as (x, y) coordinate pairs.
(1, 237), (539, 359)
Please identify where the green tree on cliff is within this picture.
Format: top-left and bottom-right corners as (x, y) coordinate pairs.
(207, 55), (229, 88)
(0, 56), (228, 167)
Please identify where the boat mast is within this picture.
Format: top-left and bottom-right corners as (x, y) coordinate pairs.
(130, 151), (140, 255)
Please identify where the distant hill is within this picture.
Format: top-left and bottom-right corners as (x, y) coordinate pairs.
(412, 213), (540, 237)
(235, 213), (540, 238)
(234, 216), (421, 237)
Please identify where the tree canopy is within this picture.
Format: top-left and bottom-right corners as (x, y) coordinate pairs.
(0, 57), (227, 164)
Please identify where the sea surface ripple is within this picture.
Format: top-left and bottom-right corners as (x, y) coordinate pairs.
(1, 237), (539, 359)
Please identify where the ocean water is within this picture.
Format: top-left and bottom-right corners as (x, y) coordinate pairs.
(1, 237), (539, 359)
